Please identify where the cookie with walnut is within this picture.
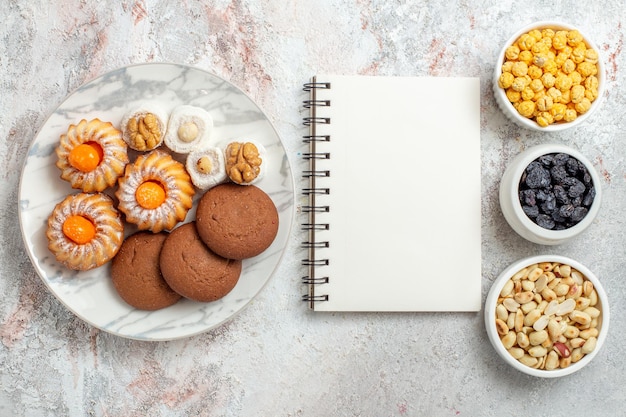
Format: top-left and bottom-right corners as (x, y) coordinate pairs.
(195, 183), (279, 260)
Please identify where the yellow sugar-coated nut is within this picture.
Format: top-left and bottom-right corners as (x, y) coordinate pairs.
(562, 59), (576, 74)
(506, 45), (521, 60)
(528, 65), (543, 79)
(563, 108), (578, 122)
(533, 53), (549, 67)
(570, 84), (586, 103)
(512, 61), (529, 77)
(502, 61), (514, 73)
(543, 60), (558, 75)
(578, 61), (597, 77)
(506, 88), (522, 103)
(518, 100), (536, 118)
(561, 89), (572, 104)
(518, 33), (537, 50)
(536, 111), (554, 127)
(537, 95), (554, 112)
(567, 30), (584, 47)
(499, 72), (515, 89)
(546, 87), (562, 103)
(570, 71), (583, 85)
(550, 103), (568, 121)
(585, 75), (599, 91)
(585, 87), (599, 101)
(533, 89), (547, 101)
(541, 73), (556, 88)
(530, 78), (544, 92)
(529, 29), (543, 40)
(552, 31), (568, 50)
(511, 76), (529, 92)
(518, 50), (534, 65)
(540, 28), (554, 39)
(555, 73), (573, 91)
(584, 49), (599, 64)
(522, 87), (535, 101)
(571, 46), (587, 63)
(575, 97), (592, 114)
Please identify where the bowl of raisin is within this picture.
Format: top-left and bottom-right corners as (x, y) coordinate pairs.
(499, 144), (601, 245)
(493, 21), (605, 132)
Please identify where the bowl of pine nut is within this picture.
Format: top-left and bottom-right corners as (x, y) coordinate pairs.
(485, 255), (609, 377)
(493, 21), (605, 132)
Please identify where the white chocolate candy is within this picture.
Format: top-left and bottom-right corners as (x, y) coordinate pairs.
(164, 105), (213, 154)
(186, 147), (227, 190)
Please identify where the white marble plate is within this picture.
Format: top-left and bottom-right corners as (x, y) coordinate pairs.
(18, 63), (294, 341)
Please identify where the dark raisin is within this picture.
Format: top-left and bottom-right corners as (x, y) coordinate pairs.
(567, 178), (586, 198)
(538, 154), (554, 166)
(536, 214), (556, 229)
(570, 207), (588, 222)
(553, 185), (569, 204)
(519, 189), (537, 206)
(550, 165), (568, 183)
(525, 166), (551, 189)
(582, 187), (596, 207)
(559, 204), (575, 218)
(553, 153), (570, 166)
(566, 157), (580, 175)
(523, 205), (540, 218)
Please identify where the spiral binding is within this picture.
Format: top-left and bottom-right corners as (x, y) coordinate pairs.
(301, 79), (331, 308)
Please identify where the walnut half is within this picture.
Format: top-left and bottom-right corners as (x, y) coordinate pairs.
(126, 113), (162, 151)
(225, 142), (262, 184)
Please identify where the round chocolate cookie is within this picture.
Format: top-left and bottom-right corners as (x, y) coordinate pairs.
(159, 222), (242, 302)
(111, 231), (181, 311)
(195, 183), (279, 260)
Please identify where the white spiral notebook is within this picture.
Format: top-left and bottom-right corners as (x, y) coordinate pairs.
(302, 74), (482, 312)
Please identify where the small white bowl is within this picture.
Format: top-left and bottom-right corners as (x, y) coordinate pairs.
(485, 255), (610, 378)
(499, 143), (601, 245)
(493, 21), (605, 132)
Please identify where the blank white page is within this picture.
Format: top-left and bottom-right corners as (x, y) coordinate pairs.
(308, 74), (481, 312)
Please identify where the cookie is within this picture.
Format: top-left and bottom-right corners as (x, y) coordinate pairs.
(111, 231), (181, 311)
(195, 183), (279, 260)
(159, 222), (242, 302)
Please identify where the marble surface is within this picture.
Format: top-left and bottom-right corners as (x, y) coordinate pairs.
(2, 1), (626, 415)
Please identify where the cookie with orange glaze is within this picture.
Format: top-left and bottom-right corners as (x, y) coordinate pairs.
(116, 150), (195, 233)
(55, 118), (129, 192)
(46, 192), (124, 271)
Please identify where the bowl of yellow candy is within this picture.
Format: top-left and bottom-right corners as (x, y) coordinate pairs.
(493, 21), (605, 132)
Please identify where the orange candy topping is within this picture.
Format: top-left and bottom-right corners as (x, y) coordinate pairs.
(68, 142), (103, 172)
(135, 181), (166, 209)
(62, 215), (96, 244)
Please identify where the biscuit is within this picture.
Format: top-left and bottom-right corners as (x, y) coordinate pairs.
(195, 183), (279, 260)
(111, 231), (181, 311)
(159, 222), (242, 302)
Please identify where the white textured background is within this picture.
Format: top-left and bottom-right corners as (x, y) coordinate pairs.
(2, 1), (626, 416)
